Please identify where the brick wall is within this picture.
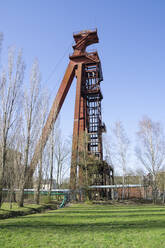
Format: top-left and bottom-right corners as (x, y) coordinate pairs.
(116, 187), (145, 199)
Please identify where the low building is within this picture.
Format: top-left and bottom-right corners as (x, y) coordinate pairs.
(41, 179), (57, 190)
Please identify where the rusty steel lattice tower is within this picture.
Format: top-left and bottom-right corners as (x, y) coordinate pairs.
(29, 29), (114, 190)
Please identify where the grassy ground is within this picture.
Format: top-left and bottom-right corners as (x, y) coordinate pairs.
(0, 202), (57, 219)
(0, 203), (165, 248)
(0, 202), (42, 213)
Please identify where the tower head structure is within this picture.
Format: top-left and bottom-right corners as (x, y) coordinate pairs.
(70, 29), (113, 190)
(30, 29), (114, 193)
(72, 29), (99, 55)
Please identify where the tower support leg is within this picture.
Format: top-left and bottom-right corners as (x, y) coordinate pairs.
(70, 63), (83, 190)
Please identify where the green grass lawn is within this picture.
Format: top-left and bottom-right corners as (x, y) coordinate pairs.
(0, 202), (42, 213)
(0, 203), (165, 248)
(0, 201), (57, 219)
(0, 203), (43, 220)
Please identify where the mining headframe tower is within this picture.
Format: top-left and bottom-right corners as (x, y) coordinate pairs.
(29, 29), (114, 191)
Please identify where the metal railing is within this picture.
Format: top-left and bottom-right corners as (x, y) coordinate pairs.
(73, 28), (97, 35)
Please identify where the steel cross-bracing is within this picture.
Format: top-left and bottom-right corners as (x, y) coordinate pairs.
(29, 29), (114, 190)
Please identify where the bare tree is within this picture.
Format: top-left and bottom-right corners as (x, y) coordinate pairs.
(41, 118), (70, 193)
(54, 124), (69, 188)
(112, 121), (130, 199)
(0, 47), (25, 207)
(49, 125), (54, 192)
(103, 134), (115, 172)
(18, 59), (41, 207)
(0, 32), (3, 66)
(34, 90), (49, 204)
(136, 116), (165, 203)
(43, 119), (58, 193)
(38, 140), (50, 191)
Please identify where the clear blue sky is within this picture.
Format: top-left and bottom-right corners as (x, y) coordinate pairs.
(1, 0), (165, 152)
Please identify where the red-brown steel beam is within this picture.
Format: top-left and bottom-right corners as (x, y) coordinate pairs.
(30, 61), (76, 174)
(70, 63), (83, 189)
(78, 94), (86, 187)
(29, 30), (101, 188)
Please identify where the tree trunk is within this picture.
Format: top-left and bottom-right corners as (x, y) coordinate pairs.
(18, 130), (31, 207)
(0, 143), (7, 207)
(0, 184), (3, 208)
(122, 175), (125, 200)
(49, 138), (54, 192)
(9, 189), (14, 209)
(35, 182), (40, 205)
(18, 168), (28, 207)
(18, 187), (25, 207)
(35, 155), (42, 204)
(162, 191), (165, 204)
(57, 161), (60, 189)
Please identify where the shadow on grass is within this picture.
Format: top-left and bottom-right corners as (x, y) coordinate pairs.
(1, 205), (165, 234)
(1, 218), (165, 233)
(0, 209), (10, 212)
(0, 204), (57, 220)
(23, 212), (165, 220)
(48, 209), (165, 215)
